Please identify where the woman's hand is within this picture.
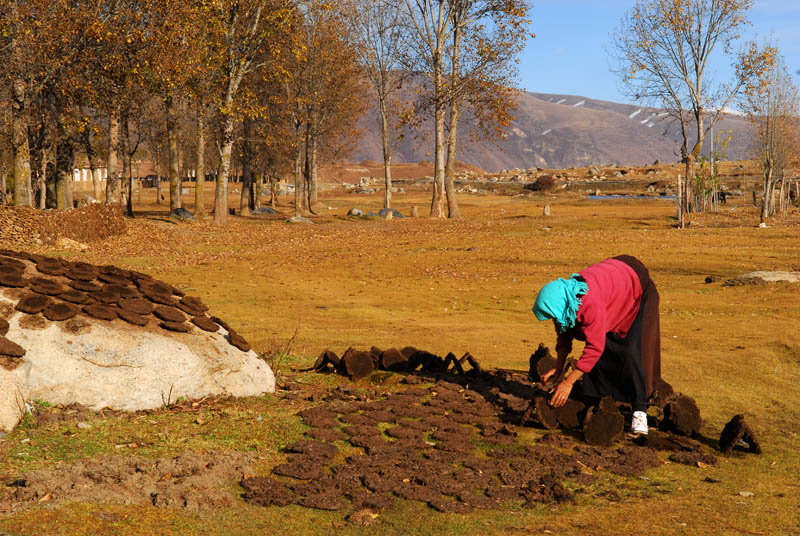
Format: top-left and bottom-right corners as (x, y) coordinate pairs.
(549, 380), (573, 408)
(540, 368), (557, 384)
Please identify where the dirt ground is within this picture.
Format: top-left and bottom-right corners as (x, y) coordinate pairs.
(0, 163), (798, 535)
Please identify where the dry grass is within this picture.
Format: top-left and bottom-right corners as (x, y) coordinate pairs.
(0, 179), (798, 535)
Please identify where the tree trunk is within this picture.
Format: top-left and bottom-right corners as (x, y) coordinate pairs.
(309, 129), (318, 210)
(681, 154), (694, 226)
(11, 79), (32, 207)
(165, 96), (181, 213)
(254, 174), (263, 209)
(444, 102), (461, 219)
(761, 167), (772, 224)
(55, 137), (74, 210)
(37, 146), (47, 210)
(293, 120), (304, 217)
(122, 116), (134, 217)
(270, 176), (277, 208)
(156, 169), (163, 206)
(240, 118), (252, 216)
(379, 97), (392, 210)
(0, 161), (7, 203)
(431, 65), (446, 218)
(195, 107), (206, 218)
(212, 91), (236, 226)
(107, 111), (122, 204)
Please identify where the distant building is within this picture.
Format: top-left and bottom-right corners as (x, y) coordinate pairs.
(72, 167), (108, 190)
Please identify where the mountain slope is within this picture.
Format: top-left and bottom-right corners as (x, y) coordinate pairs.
(349, 90), (754, 171)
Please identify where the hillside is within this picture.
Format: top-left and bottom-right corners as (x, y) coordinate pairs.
(349, 90), (755, 171)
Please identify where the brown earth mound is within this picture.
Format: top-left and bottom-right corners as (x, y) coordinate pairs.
(2, 451), (254, 511)
(0, 204), (127, 248)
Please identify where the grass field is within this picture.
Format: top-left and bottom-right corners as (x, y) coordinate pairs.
(0, 181), (798, 535)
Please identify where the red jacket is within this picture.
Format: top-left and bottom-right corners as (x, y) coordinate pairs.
(555, 258), (642, 373)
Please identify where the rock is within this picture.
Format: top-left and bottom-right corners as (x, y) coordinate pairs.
(286, 216), (313, 224)
(704, 275), (722, 284)
(251, 207), (280, 215)
(736, 271), (800, 284)
(169, 208), (194, 221)
(543, 204), (551, 217)
(347, 208), (363, 217)
(410, 206), (419, 218)
(0, 254), (275, 432)
(378, 208), (404, 219)
(76, 422), (91, 430)
(55, 237), (89, 251)
(588, 167), (600, 176)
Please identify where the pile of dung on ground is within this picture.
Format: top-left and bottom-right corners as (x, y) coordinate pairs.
(0, 249), (251, 370)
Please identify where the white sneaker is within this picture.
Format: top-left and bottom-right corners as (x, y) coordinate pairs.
(631, 411), (649, 435)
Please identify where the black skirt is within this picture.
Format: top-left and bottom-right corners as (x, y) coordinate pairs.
(578, 255), (662, 411)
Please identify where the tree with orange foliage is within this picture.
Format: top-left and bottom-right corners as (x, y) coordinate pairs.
(194, 0), (296, 226)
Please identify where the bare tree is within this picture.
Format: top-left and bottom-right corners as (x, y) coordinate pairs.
(741, 55), (800, 224)
(346, 0), (407, 210)
(612, 0), (774, 227)
(442, 0), (530, 219)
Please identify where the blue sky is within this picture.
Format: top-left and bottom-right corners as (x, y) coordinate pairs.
(519, 0), (800, 104)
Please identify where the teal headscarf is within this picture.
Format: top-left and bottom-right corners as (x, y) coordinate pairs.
(532, 275), (588, 333)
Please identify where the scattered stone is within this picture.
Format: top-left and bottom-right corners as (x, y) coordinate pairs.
(543, 204), (551, 217)
(251, 207), (280, 215)
(704, 275), (722, 284)
(347, 208), (363, 217)
(378, 208), (404, 219)
(287, 216), (313, 224)
(169, 208), (194, 221)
